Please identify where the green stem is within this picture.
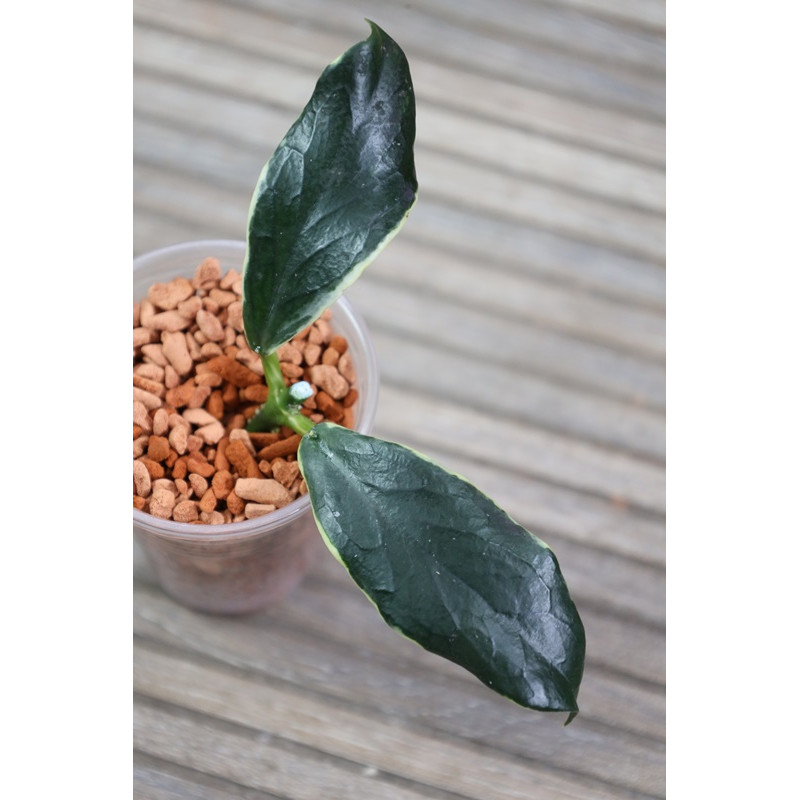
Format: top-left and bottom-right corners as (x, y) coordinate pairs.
(245, 351), (315, 436)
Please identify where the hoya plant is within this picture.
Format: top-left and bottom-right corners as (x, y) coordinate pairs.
(241, 22), (585, 722)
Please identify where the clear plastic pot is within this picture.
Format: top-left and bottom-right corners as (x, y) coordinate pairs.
(133, 240), (379, 614)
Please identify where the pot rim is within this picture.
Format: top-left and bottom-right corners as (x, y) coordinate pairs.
(133, 239), (378, 543)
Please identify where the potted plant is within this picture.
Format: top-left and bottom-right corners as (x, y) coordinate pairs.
(134, 22), (585, 722)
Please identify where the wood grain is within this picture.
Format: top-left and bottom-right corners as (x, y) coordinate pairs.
(135, 639), (659, 799)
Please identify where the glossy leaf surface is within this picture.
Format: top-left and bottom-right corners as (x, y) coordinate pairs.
(243, 22), (417, 354)
(298, 423), (586, 717)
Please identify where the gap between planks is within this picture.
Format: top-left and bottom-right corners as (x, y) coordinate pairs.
(135, 695), (470, 800)
(133, 580), (665, 741)
(134, 635), (664, 799)
(131, 88), (664, 261)
(133, 648), (664, 800)
(135, 749), (285, 800)
(133, 0), (665, 165)
(218, 0), (665, 120)
(391, 0), (665, 75)
(133, 63), (665, 216)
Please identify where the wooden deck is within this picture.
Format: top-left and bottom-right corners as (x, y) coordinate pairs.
(133, 1), (665, 797)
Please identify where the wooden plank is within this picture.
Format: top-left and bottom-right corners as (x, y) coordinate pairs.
(368, 325), (665, 461)
(135, 700), (443, 800)
(137, 522), (662, 688)
(133, 210), (211, 254)
(554, 0), (665, 31)
(134, 752), (281, 800)
(133, 629), (665, 796)
(367, 233), (665, 359)
(134, 0), (666, 167)
(373, 384), (664, 512)
(395, 0), (665, 73)
(410, 59), (664, 168)
(134, 579), (666, 742)
(135, 0), (664, 119)
(353, 280), (665, 407)
(420, 104), (664, 214)
(241, 0), (665, 118)
(132, 93), (663, 262)
(133, 165), (247, 247)
(134, 178), (666, 317)
(421, 148), (663, 261)
(406, 201), (665, 311)
(133, 63), (664, 214)
(135, 641), (660, 799)
(134, 185), (665, 345)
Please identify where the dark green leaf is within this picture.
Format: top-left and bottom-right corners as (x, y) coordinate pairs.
(243, 21), (417, 354)
(298, 423), (586, 717)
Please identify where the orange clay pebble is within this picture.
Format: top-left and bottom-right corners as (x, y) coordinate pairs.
(343, 387), (359, 408)
(152, 408), (169, 436)
(226, 491), (245, 516)
(245, 503), (277, 519)
(308, 364), (348, 399)
(225, 439), (262, 478)
(192, 257), (221, 289)
(228, 428), (256, 454)
(241, 383), (269, 403)
(257, 434), (302, 461)
(329, 335), (348, 354)
(199, 488), (218, 514)
(211, 470), (235, 500)
(204, 355), (261, 387)
(272, 459), (300, 488)
(248, 431), (280, 449)
(304, 343), (322, 365)
(138, 458), (164, 480)
(147, 277), (194, 310)
(169, 424), (189, 455)
(214, 439), (230, 471)
(195, 420), (225, 444)
(173, 500), (199, 523)
(147, 436), (171, 462)
(234, 478), (292, 508)
(321, 346), (340, 366)
(185, 453), (215, 478)
(206, 390), (225, 418)
(188, 473), (208, 497)
(338, 352), (356, 384)
(133, 461), (151, 497)
(132, 373), (164, 398)
(149, 487), (176, 519)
